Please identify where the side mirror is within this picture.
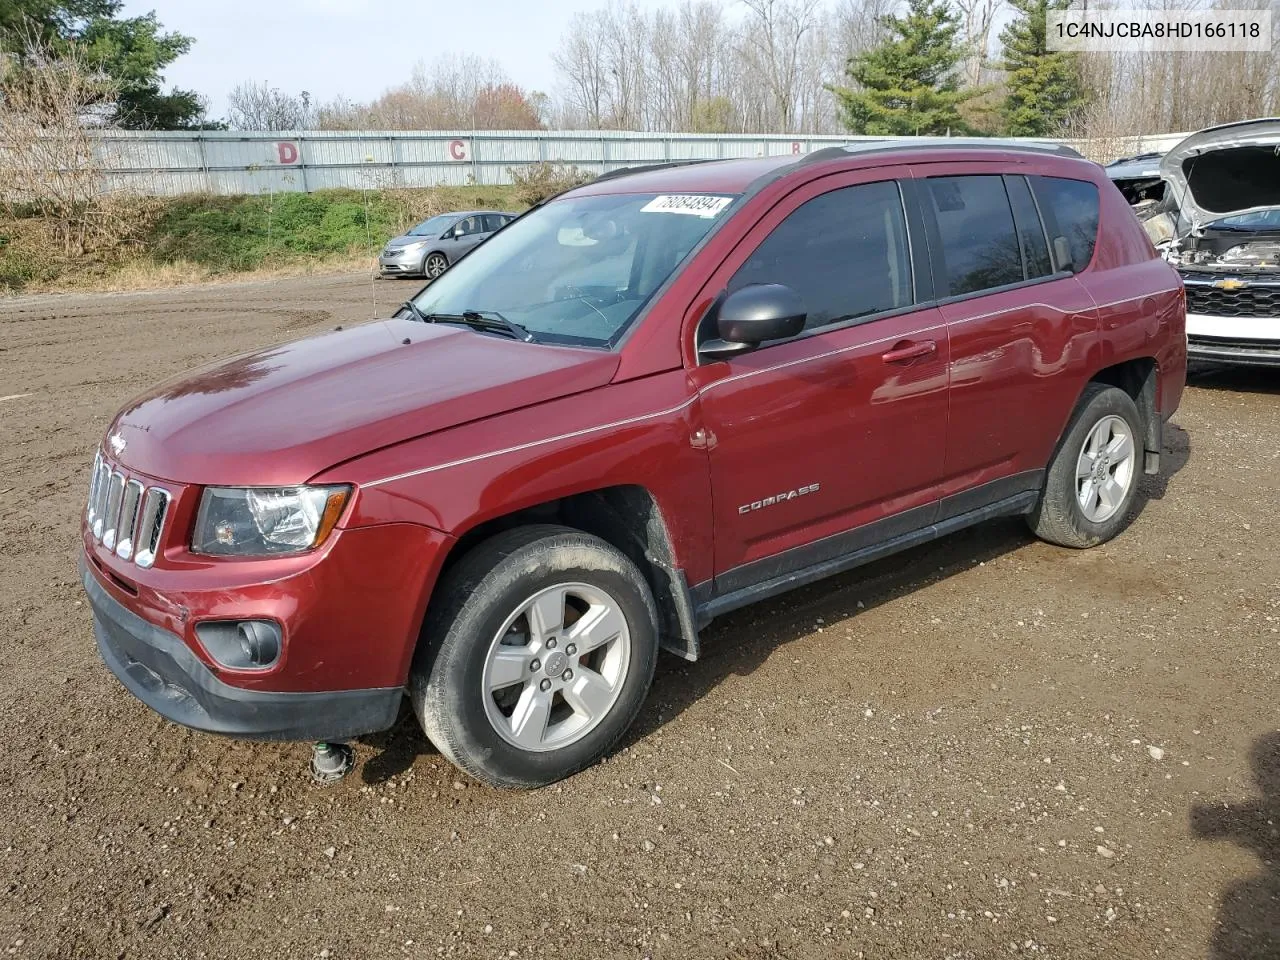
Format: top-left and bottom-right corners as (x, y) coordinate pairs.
(700, 283), (806, 360)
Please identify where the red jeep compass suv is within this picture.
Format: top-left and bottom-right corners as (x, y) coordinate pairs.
(82, 141), (1186, 788)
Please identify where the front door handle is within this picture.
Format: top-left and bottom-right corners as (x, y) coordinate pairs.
(881, 339), (937, 363)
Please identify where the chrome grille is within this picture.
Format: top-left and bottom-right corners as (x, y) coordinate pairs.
(1183, 274), (1280, 319)
(134, 488), (170, 569)
(114, 480), (143, 560)
(101, 472), (125, 551)
(86, 452), (172, 568)
(88, 455), (111, 539)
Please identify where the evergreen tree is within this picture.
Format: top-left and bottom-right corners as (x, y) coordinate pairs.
(0, 1), (208, 128)
(999, 0), (1086, 136)
(830, 0), (976, 137)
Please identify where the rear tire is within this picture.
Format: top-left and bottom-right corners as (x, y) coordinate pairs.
(411, 525), (659, 789)
(1028, 383), (1143, 548)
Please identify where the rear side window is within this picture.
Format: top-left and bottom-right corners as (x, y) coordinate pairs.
(1031, 177), (1100, 271)
(728, 180), (913, 331)
(925, 176), (1023, 296)
(482, 214), (506, 232)
(1005, 176), (1054, 279)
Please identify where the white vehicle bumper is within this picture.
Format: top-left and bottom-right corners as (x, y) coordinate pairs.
(1186, 311), (1280, 367)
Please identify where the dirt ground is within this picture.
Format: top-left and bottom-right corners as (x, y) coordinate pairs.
(1, 273), (1277, 960)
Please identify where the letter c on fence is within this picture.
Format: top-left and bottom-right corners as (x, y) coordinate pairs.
(448, 139), (468, 161)
(276, 142), (299, 164)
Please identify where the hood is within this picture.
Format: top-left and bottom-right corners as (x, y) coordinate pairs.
(107, 318), (619, 486)
(1160, 118), (1280, 230)
(1105, 153), (1163, 182)
(384, 234), (430, 249)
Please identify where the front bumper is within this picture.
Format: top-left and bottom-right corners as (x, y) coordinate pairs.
(85, 563), (403, 741)
(1186, 311), (1280, 367)
(378, 248), (425, 275)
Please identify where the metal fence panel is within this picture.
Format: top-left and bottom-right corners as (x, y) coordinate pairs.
(87, 129), (1191, 197)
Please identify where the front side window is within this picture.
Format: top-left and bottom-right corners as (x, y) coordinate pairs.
(926, 176), (1023, 296)
(411, 191), (736, 345)
(1032, 177), (1100, 271)
(727, 181), (913, 332)
(455, 216), (482, 237)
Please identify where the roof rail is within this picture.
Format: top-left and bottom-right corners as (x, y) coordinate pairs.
(798, 138), (1085, 166)
(592, 158), (721, 183)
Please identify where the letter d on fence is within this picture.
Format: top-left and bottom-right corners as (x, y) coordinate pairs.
(276, 142), (299, 164)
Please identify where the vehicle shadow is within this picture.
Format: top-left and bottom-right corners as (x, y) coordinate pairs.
(636, 422), (1192, 742)
(631, 516), (1036, 744)
(1190, 731), (1280, 959)
(1133, 420), (1192, 508)
(358, 708), (437, 784)
(1187, 364), (1280, 396)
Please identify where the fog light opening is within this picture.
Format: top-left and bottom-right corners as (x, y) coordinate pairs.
(237, 620), (280, 666)
(195, 619), (282, 670)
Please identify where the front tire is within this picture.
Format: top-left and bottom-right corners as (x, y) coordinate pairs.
(423, 252), (448, 279)
(1029, 383), (1143, 548)
(411, 525), (660, 789)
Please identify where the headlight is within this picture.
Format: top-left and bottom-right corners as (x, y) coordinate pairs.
(192, 485), (350, 557)
(400, 240), (428, 252)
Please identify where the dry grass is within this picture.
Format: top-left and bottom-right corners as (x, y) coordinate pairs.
(4, 251), (379, 297)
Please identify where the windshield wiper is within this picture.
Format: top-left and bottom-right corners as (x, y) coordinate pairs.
(406, 306), (536, 342)
(400, 300), (428, 323)
(461, 310), (534, 342)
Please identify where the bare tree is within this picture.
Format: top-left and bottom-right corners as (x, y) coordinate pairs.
(1069, 0), (1280, 152)
(313, 55), (542, 130)
(0, 30), (148, 257)
(831, 0), (894, 54)
(737, 0), (824, 131)
(954, 0), (1003, 88)
(553, 13), (609, 127)
(227, 81), (313, 131)
(547, 0), (900, 134)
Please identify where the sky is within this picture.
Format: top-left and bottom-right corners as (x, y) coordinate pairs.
(122, 0), (679, 120)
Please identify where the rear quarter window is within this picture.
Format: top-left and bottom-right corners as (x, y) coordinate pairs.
(1032, 177), (1101, 271)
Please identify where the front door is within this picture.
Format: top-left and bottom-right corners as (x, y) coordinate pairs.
(690, 172), (950, 594)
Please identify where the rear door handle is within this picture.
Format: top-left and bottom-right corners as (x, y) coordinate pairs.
(881, 339), (937, 363)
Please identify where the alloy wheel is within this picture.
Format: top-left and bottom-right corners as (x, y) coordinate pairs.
(424, 253), (448, 279)
(480, 582), (631, 752)
(1075, 414), (1136, 523)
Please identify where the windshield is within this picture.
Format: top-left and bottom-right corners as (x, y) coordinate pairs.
(1207, 209), (1280, 232)
(407, 214), (459, 237)
(410, 192), (737, 345)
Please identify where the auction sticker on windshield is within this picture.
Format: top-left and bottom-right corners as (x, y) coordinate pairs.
(641, 195), (734, 218)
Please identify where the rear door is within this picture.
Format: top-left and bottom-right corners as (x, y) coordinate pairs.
(691, 170), (951, 593)
(913, 167), (1099, 506)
